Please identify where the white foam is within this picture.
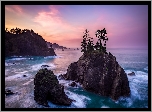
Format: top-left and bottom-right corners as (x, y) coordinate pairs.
(15, 71), (28, 74)
(5, 71), (29, 81)
(5, 62), (20, 66)
(101, 105), (109, 108)
(30, 63), (56, 71)
(123, 69), (148, 104)
(7, 58), (27, 61)
(122, 62), (146, 64)
(22, 79), (34, 85)
(65, 90), (91, 108)
(11, 56), (23, 57)
(44, 56), (62, 59)
(144, 66), (148, 71)
(117, 97), (133, 108)
(5, 74), (23, 81)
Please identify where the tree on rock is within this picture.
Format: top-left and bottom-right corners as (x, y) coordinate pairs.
(95, 28), (108, 52)
(81, 28), (108, 53)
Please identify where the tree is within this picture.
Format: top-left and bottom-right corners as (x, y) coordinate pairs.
(81, 29), (88, 53)
(95, 28), (108, 52)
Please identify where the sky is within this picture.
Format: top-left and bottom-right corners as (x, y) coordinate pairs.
(5, 5), (148, 48)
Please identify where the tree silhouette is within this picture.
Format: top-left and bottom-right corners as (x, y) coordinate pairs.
(81, 28), (108, 54)
(81, 29), (88, 53)
(95, 28), (108, 52)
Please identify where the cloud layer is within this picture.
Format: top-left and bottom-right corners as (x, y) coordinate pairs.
(5, 5), (148, 48)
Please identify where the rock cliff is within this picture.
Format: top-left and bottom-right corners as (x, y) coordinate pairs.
(46, 42), (67, 49)
(62, 51), (130, 100)
(34, 68), (73, 107)
(5, 30), (56, 56)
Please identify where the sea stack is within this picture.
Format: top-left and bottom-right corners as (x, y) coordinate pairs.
(34, 68), (73, 107)
(62, 51), (131, 100)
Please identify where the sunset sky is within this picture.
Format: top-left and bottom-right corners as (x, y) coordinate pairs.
(5, 5), (148, 48)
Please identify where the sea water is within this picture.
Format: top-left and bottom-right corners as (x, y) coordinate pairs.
(5, 48), (148, 108)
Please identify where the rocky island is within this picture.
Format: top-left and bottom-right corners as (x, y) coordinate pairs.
(5, 28), (56, 56)
(61, 28), (131, 101)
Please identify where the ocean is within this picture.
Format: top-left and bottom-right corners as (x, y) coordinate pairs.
(5, 48), (148, 108)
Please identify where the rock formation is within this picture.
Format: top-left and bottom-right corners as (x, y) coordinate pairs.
(34, 68), (73, 107)
(128, 72), (135, 76)
(63, 51), (130, 100)
(5, 30), (56, 56)
(46, 42), (67, 50)
(5, 89), (15, 96)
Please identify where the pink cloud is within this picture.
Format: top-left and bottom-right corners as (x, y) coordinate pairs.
(5, 5), (23, 14)
(33, 6), (83, 42)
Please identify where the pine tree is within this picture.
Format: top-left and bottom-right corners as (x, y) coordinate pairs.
(95, 28), (108, 53)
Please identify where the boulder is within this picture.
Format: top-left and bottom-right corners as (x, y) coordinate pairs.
(128, 72), (135, 76)
(34, 68), (73, 107)
(5, 89), (15, 96)
(64, 51), (130, 100)
(69, 81), (77, 87)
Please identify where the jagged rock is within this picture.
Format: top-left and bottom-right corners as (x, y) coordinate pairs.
(128, 72), (135, 76)
(5, 31), (56, 56)
(34, 68), (73, 107)
(64, 51), (130, 100)
(5, 89), (15, 96)
(69, 81), (77, 87)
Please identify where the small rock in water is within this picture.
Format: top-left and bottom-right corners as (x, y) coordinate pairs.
(5, 89), (15, 96)
(128, 72), (135, 76)
(69, 81), (77, 87)
(41, 65), (50, 68)
(23, 75), (27, 77)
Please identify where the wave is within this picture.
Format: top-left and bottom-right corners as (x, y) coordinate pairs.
(122, 62), (146, 64)
(7, 58), (28, 61)
(116, 69), (148, 108)
(11, 56), (23, 58)
(30, 63), (56, 71)
(144, 66), (148, 71)
(44, 56), (63, 59)
(5, 73), (29, 81)
(65, 90), (91, 108)
(101, 105), (110, 108)
(22, 79), (34, 86)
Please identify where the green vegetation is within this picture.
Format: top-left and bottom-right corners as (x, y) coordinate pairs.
(81, 28), (108, 54)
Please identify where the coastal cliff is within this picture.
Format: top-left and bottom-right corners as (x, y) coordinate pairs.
(5, 28), (56, 56)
